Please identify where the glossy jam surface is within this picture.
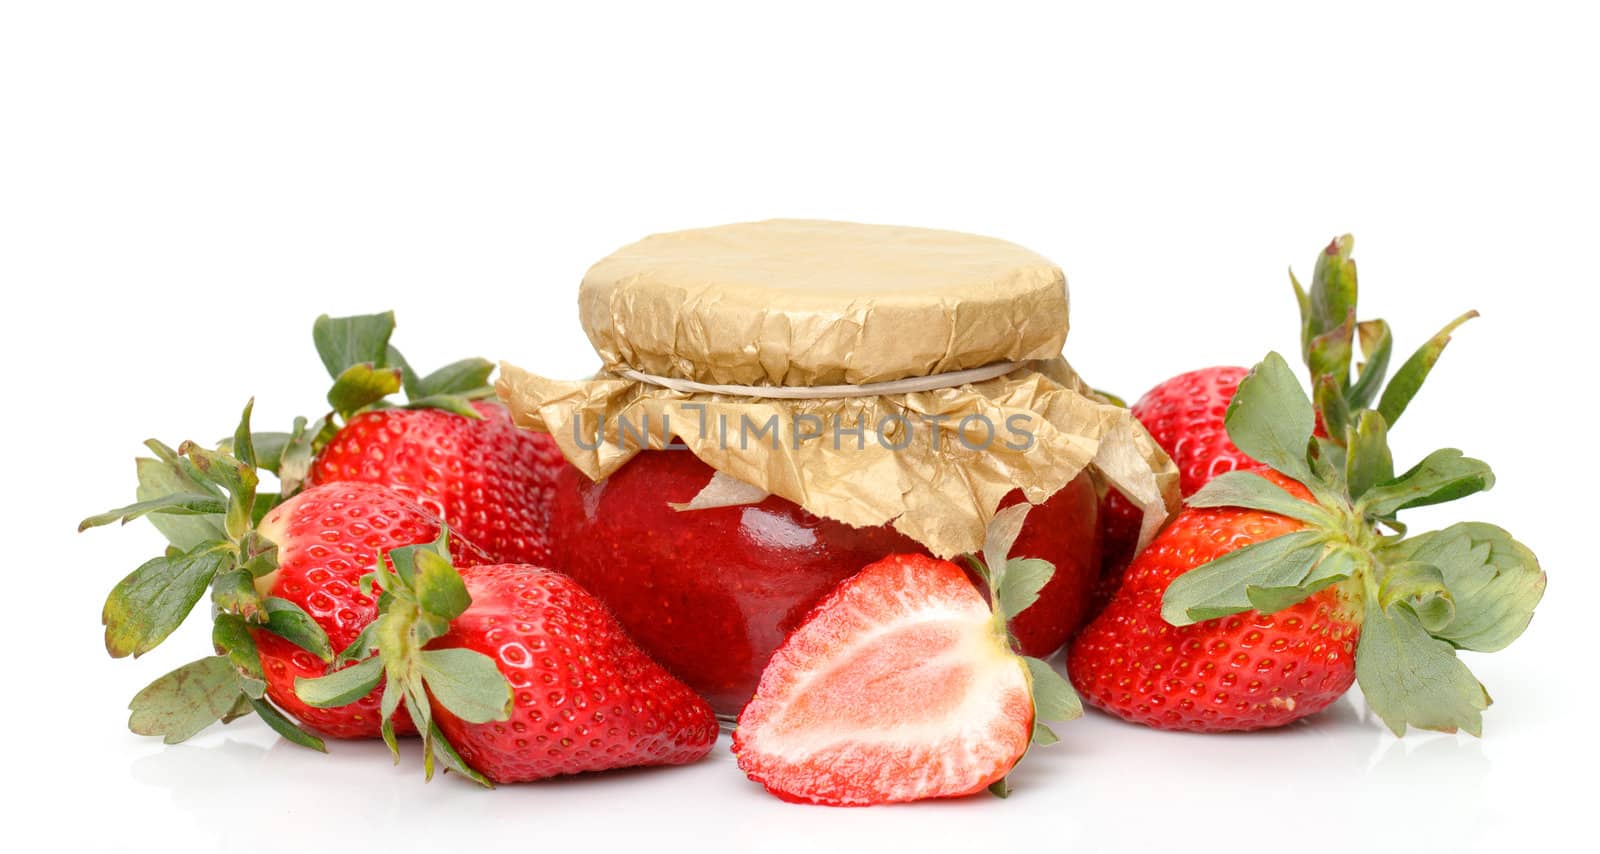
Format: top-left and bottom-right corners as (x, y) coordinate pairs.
(551, 450), (1099, 714)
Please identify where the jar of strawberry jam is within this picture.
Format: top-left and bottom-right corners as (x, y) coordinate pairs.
(500, 220), (1177, 716)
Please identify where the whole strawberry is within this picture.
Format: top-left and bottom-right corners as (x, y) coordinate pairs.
(296, 538), (718, 785)
(83, 404), (485, 747)
(251, 311), (564, 566)
(250, 481), (490, 738)
(310, 400), (564, 566)
(1070, 347), (1544, 735)
(1073, 470), (1359, 730)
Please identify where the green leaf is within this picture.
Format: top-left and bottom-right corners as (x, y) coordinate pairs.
(1030, 721), (1060, 746)
(249, 698), (327, 752)
(387, 345), (422, 397)
(1310, 436), (1348, 495)
(1243, 544), (1358, 615)
(180, 442), (257, 500)
(313, 311), (396, 379)
(277, 415), (324, 497)
(1355, 597), (1490, 736)
(996, 558), (1055, 622)
(379, 683), (404, 761)
(1358, 449), (1494, 517)
(413, 548), (472, 621)
(248, 432), (292, 474)
(232, 399), (258, 470)
(1290, 269), (1313, 362)
(1224, 352), (1316, 483)
(1023, 656), (1082, 722)
(128, 656), (243, 744)
(210, 568), (264, 621)
(179, 442), (257, 542)
(260, 597), (334, 662)
(386, 542), (422, 588)
(327, 362), (403, 418)
(1348, 319), (1393, 410)
(1307, 235), (1358, 348)
(414, 613), (453, 647)
(411, 358), (495, 399)
(103, 546), (230, 658)
(1313, 374), (1351, 441)
(240, 531), (279, 577)
(1376, 311), (1477, 427)
(404, 669), (435, 775)
(416, 648), (513, 724)
(295, 656), (384, 708)
(402, 394), (486, 419)
(1307, 311), (1356, 399)
(1184, 471), (1329, 525)
(335, 621), (382, 666)
(988, 777), (1011, 799)
(220, 692), (255, 724)
(1160, 530), (1327, 625)
(981, 503), (1031, 592)
(427, 721), (494, 788)
(79, 492), (228, 532)
(1378, 562), (1456, 634)
(1304, 547), (1362, 590)
(133, 455), (227, 550)
(1344, 409), (1395, 501)
(1382, 523), (1545, 652)
(212, 613), (267, 699)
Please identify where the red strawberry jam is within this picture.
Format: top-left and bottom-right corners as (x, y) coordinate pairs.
(551, 449), (1099, 715)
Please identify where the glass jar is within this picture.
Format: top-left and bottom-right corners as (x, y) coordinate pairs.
(499, 220), (1177, 718)
(551, 449), (1100, 715)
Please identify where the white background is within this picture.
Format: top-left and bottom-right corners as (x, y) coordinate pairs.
(2, 2), (1593, 852)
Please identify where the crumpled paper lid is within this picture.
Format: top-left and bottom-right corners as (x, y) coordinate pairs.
(501, 219), (1179, 557)
(579, 219), (1071, 386)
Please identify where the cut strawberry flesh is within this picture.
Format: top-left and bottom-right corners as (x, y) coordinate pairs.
(771, 622), (973, 734)
(733, 554), (1033, 806)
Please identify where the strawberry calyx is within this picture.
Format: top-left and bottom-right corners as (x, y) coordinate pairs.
(1164, 237), (1544, 736)
(229, 311), (500, 497)
(960, 505), (1084, 797)
(80, 400), (334, 751)
(1291, 234), (1478, 440)
(1159, 348), (1545, 736)
(295, 531), (512, 787)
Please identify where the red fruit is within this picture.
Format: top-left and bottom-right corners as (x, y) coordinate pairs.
(732, 556), (1030, 809)
(1070, 472), (1359, 732)
(1002, 483), (1102, 655)
(1098, 366), (1258, 587)
(253, 482), (486, 739)
(732, 554), (1034, 806)
(425, 564), (719, 783)
(1133, 366), (1258, 496)
(551, 450), (1098, 714)
(310, 401), (563, 566)
(1073, 329), (1543, 738)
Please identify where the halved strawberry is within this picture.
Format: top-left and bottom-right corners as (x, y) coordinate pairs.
(730, 505), (1086, 807)
(731, 554), (1035, 806)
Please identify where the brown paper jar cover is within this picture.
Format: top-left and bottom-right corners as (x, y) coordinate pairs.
(499, 219), (1179, 557)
